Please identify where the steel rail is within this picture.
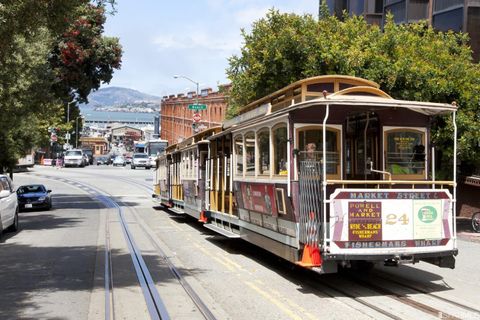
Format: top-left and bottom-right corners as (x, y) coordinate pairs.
(105, 207), (114, 320)
(94, 173), (218, 320)
(131, 208), (218, 320)
(372, 270), (480, 316)
(28, 173), (170, 320)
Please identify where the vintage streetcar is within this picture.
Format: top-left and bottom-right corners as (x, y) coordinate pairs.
(153, 75), (458, 273)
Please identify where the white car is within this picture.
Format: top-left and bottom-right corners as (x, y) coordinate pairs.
(113, 156), (126, 166)
(64, 149), (86, 167)
(0, 175), (19, 238)
(131, 153), (151, 169)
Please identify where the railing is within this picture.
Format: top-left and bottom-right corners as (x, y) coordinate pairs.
(326, 180), (456, 188)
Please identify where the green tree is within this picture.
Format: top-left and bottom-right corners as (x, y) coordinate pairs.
(0, 1), (122, 175)
(226, 10), (480, 177)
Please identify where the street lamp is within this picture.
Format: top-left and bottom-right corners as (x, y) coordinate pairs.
(173, 75), (200, 135)
(173, 75), (199, 104)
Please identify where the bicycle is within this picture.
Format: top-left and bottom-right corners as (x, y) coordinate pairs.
(472, 212), (480, 233)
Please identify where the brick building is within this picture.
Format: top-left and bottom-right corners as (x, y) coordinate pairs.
(160, 85), (230, 145)
(325, 0), (480, 61)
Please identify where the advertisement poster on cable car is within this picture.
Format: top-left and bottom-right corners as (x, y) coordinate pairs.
(329, 189), (454, 254)
(237, 182), (277, 216)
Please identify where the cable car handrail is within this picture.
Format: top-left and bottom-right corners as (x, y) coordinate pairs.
(326, 179), (456, 186)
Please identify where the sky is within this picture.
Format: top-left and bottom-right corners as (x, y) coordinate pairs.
(103, 0), (318, 97)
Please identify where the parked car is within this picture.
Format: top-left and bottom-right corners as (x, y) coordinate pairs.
(113, 156), (126, 166)
(83, 154), (90, 166)
(131, 153), (151, 169)
(17, 184), (52, 211)
(82, 148), (94, 165)
(0, 175), (19, 238)
(64, 149), (86, 167)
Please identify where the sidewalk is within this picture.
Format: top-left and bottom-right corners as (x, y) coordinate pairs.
(456, 217), (480, 242)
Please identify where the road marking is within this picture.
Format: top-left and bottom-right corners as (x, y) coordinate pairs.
(218, 255), (243, 272)
(168, 220), (184, 232)
(255, 280), (318, 320)
(245, 281), (303, 320)
(193, 243), (235, 271)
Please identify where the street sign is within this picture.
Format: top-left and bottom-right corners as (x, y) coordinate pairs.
(188, 104), (207, 110)
(50, 134), (58, 142)
(193, 113), (201, 123)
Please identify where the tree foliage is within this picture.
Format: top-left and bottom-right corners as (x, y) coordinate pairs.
(0, 1), (122, 174)
(49, 4), (122, 103)
(226, 9), (480, 176)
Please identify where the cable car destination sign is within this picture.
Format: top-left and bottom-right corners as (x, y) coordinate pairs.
(328, 189), (453, 253)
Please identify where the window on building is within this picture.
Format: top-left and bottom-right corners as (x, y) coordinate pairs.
(349, 0), (365, 15)
(407, 0), (429, 21)
(385, 0), (406, 23)
(384, 129), (425, 178)
(234, 135), (243, 176)
(257, 128), (270, 176)
(368, 0), (383, 13)
(245, 132), (255, 176)
(433, 7), (463, 32)
(273, 124), (288, 176)
(434, 0), (463, 13)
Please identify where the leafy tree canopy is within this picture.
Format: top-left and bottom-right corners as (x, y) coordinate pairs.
(226, 9), (480, 175)
(0, 1), (122, 174)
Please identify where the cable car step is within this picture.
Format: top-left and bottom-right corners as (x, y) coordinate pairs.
(204, 224), (241, 238)
(168, 207), (185, 215)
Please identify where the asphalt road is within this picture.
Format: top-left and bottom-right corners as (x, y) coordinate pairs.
(0, 165), (479, 320)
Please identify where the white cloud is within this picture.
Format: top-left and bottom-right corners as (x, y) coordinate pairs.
(152, 31), (241, 53)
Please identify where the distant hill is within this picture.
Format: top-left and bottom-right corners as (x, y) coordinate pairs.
(81, 87), (161, 108)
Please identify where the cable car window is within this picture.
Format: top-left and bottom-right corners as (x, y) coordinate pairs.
(235, 135), (243, 176)
(297, 126), (340, 175)
(384, 129), (425, 178)
(258, 128), (270, 176)
(273, 124), (288, 176)
(245, 131), (255, 176)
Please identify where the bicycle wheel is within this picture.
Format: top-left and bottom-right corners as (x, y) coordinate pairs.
(472, 212), (480, 233)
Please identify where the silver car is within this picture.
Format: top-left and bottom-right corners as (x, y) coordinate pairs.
(0, 175), (19, 238)
(131, 153), (151, 169)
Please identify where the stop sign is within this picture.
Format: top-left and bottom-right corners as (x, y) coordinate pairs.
(193, 113), (201, 123)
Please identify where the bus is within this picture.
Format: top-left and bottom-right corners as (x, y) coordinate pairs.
(153, 75), (458, 274)
(145, 139), (168, 157)
(134, 141), (146, 154)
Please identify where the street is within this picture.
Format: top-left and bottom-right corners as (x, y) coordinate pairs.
(1, 165), (479, 320)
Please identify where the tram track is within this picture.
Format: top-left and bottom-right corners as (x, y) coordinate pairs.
(84, 173), (218, 319)
(27, 171), (217, 320)
(363, 270), (480, 318)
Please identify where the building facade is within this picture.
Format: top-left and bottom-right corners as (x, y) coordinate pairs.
(325, 0), (480, 61)
(79, 137), (109, 155)
(160, 85), (230, 145)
